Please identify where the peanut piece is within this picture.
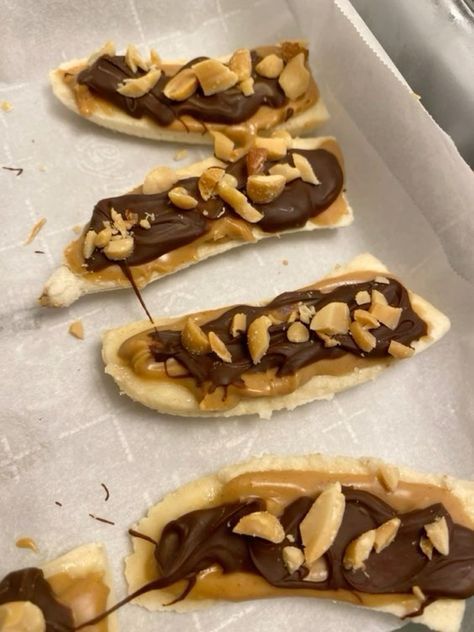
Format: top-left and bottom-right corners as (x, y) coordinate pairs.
(208, 331), (232, 363)
(424, 516), (449, 555)
(374, 518), (401, 553)
(239, 77), (255, 96)
(310, 302), (350, 335)
(192, 58), (238, 96)
(230, 313), (247, 337)
(370, 303), (402, 329)
(280, 40), (308, 63)
(287, 321), (310, 343)
(377, 463), (400, 492)
(233, 511), (285, 543)
(419, 536), (434, 560)
(371, 289), (388, 306)
(139, 218), (151, 229)
(198, 167), (225, 201)
(211, 130), (235, 162)
(413, 586), (426, 602)
(103, 236), (134, 260)
(87, 40), (115, 66)
(246, 147), (268, 176)
(246, 174), (286, 204)
(125, 44), (149, 73)
(282, 546), (305, 574)
(343, 529), (376, 571)
(217, 179), (263, 223)
(278, 52), (310, 99)
(94, 226), (113, 248)
(254, 136), (287, 160)
(229, 48), (252, 81)
(300, 482), (346, 565)
(355, 290), (371, 305)
(255, 53), (284, 78)
(349, 321), (376, 352)
(168, 186), (199, 210)
(317, 332), (341, 347)
(298, 303), (315, 324)
(353, 309), (380, 329)
(247, 315), (272, 364)
(163, 68), (198, 101)
(117, 67), (161, 97)
(292, 153), (320, 185)
(181, 318), (210, 355)
(68, 320), (84, 340)
(269, 162), (301, 182)
(82, 230), (97, 259)
(304, 557), (329, 582)
(388, 340), (415, 359)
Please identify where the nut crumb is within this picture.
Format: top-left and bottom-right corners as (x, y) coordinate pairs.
(282, 546), (304, 573)
(282, 259), (288, 266)
(0, 100), (13, 112)
(233, 511), (285, 543)
(424, 516), (449, 555)
(24, 217), (47, 245)
(15, 537), (38, 552)
(412, 585), (426, 601)
(68, 320), (84, 340)
(173, 149), (188, 161)
(72, 224), (82, 234)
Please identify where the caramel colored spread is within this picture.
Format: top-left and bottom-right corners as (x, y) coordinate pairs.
(67, 46), (318, 132)
(118, 276), (426, 411)
(0, 567), (110, 631)
(64, 145), (344, 286)
(128, 478), (474, 615)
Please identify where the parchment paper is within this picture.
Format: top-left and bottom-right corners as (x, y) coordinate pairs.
(1, 1), (473, 630)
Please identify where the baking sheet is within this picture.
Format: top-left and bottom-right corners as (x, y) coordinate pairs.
(1, 0), (473, 630)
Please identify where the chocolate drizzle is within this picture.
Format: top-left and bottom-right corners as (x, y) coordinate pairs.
(0, 567), (74, 631)
(85, 148), (343, 273)
(138, 278), (427, 391)
(77, 52), (288, 126)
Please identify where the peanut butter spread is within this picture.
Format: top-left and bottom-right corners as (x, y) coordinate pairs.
(124, 473), (474, 617)
(118, 274), (427, 411)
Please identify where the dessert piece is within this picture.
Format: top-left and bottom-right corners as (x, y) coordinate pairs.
(101, 253), (450, 418)
(39, 136), (351, 307)
(0, 542), (117, 630)
(123, 454), (474, 632)
(50, 41), (327, 144)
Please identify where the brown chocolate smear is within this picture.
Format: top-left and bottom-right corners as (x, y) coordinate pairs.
(0, 567), (74, 631)
(86, 148), (342, 272)
(77, 52), (287, 126)
(141, 278), (426, 390)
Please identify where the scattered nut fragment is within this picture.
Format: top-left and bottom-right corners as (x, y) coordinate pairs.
(349, 321), (376, 352)
(217, 178), (263, 223)
(221, 173), (238, 188)
(424, 516), (449, 555)
(139, 218), (151, 229)
(208, 331), (232, 363)
(168, 186), (199, 210)
(173, 148), (188, 161)
(377, 463), (400, 493)
(211, 130), (235, 162)
(192, 58), (238, 96)
(229, 48), (252, 81)
(278, 52), (310, 99)
(230, 312), (247, 337)
(246, 147), (268, 176)
(94, 226), (113, 248)
(181, 318), (210, 355)
(298, 303), (315, 324)
(282, 546), (305, 574)
(103, 236), (134, 260)
(300, 482), (346, 565)
(269, 162), (301, 182)
(317, 332), (341, 347)
(163, 68), (198, 101)
(287, 310), (298, 323)
(412, 586), (426, 602)
(24, 217), (47, 245)
(371, 289), (388, 306)
(254, 137), (287, 160)
(304, 557), (329, 582)
(246, 174), (286, 204)
(125, 44), (149, 73)
(292, 153), (320, 185)
(310, 302), (350, 335)
(280, 39), (308, 63)
(419, 536), (434, 560)
(198, 167), (225, 201)
(0, 100), (13, 112)
(287, 321), (310, 343)
(343, 528), (376, 571)
(239, 77), (255, 96)
(375, 275), (390, 284)
(117, 67), (161, 97)
(374, 518), (401, 553)
(355, 290), (371, 305)
(82, 229), (97, 259)
(370, 303), (402, 330)
(255, 53), (284, 78)
(247, 315), (272, 364)
(111, 208), (129, 236)
(165, 358), (189, 377)
(87, 40), (115, 66)
(143, 166), (178, 194)
(233, 511), (285, 543)
(0, 600), (46, 632)
(353, 309), (380, 329)
(68, 320), (84, 340)
(388, 340), (415, 359)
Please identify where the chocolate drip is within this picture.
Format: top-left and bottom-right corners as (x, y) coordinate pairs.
(141, 278), (426, 389)
(77, 52), (287, 126)
(133, 490), (474, 604)
(0, 567), (74, 631)
(85, 148), (343, 272)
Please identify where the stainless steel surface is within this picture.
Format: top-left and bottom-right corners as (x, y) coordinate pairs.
(351, 0), (474, 166)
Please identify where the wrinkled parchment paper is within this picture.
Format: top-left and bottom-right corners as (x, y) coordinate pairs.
(1, 1), (473, 630)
